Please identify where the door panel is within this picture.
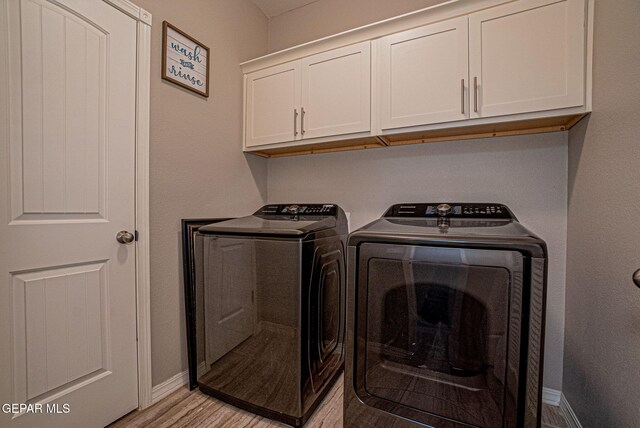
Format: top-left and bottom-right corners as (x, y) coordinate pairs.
(245, 61), (300, 147)
(379, 16), (469, 129)
(204, 238), (256, 364)
(469, 0), (586, 118)
(301, 41), (370, 139)
(13, 263), (107, 401)
(13, 0), (107, 220)
(0, 0), (138, 426)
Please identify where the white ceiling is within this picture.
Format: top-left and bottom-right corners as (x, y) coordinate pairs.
(251, 0), (321, 18)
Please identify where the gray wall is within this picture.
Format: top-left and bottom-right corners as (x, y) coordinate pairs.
(136, 0), (269, 387)
(265, 0), (569, 391)
(564, 0), (640, 425)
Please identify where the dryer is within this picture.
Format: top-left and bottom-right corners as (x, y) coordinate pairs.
(344, 203), (547, 428)
(196, 204), (347, 427)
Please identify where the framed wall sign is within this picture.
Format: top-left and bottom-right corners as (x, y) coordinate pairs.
(162, 21), (210, 97)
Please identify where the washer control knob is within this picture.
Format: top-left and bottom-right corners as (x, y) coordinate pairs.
(436, 203), (452, 216)
(288, 204), (300, 214)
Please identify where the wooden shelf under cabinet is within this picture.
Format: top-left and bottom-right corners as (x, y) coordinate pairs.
(380, 114), (587, 146)
(246, 113), (587, 158)
(248, 136), (387, 158)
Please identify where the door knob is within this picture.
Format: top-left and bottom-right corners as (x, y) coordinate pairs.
(634, 269), (640, 288)
(116, 230), (135, 244)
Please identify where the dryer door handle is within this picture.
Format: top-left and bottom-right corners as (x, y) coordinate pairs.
(633, 269), (640, 288)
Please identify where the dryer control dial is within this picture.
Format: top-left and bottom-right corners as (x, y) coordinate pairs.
(436, 203), (452, 216)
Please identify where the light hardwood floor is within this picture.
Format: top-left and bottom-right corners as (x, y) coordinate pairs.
(109, 374), (568, 427)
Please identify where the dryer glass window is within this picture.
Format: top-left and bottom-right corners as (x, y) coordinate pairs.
(355, 244), (524, 427)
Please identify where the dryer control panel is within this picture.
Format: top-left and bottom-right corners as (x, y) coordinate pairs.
(256, 204), (338, 216)
(384, 203), (515, 219)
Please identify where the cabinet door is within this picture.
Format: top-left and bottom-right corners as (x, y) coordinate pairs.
(469, 0), (585, 118)
(378, 17), (469, 130)
(245, 61), (300, 147)
(300, 41), (371, 139)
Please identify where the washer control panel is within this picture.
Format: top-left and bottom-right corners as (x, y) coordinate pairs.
(384, 203), (514, 219)
(257, 204), (337, 216)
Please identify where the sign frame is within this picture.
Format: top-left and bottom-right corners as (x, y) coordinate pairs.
(162, 21), (210, 97)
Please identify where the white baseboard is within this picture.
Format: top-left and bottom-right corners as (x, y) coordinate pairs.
(560, 393), (583, 428)
(151, 370), (188, 404)
(542, 388), (582, 427)
(542, 387), (562, 406)
(151, 363), (207, 404)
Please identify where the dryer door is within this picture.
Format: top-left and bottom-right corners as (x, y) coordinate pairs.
(354, 243), (525, 428)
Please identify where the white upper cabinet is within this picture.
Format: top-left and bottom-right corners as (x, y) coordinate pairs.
(241, 0), (591, 156)
(301, 42), (371, 139)
(378, 16), (469, 130)
(245, 61), (300, 148)
(245, 42), (370, 148)
(469, 0), (586, 118)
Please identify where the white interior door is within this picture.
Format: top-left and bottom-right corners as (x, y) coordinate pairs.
(0, 0), (139, 426)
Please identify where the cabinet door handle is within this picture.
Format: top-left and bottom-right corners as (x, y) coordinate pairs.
(301, 107), (306, 136)
(473, 76), (478, 113)
(294, 109), (298, 136)
(461, 78), (465, 115)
